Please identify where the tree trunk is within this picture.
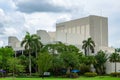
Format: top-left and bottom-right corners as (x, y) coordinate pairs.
(35, 48), (38, 73)
(66, 67), (71, 77)
(42, 72), (44, 79)
(12, 65), (15, 80)
(84, 49), (87, 56)
(87, 47), (90, 56)
(29, 52), (31, 76)
(52, 49), (55, 75)
(115, 62), (117, 73)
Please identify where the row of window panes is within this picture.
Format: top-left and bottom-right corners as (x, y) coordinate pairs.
(59, 25), (89, 34)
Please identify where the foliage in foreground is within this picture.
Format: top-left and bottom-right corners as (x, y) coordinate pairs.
(84, 72), (97, 77)
(0, 76), (120, 80)
(110, 72), (120, 77)
(37, 52), (52, 77)
(8, 57), (25, 76)
(94, 50), (108, 75)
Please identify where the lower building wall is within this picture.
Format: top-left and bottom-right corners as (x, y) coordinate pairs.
(105, 61), (120, 74)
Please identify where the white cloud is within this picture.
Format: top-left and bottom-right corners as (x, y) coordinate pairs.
(4, 27), (17, 36)
(0, 0), (16, 12)
(24, 13), (57, 32)
(0, 0), (120, 48)
(0, 9), (5, 16)
(56, 14), (72, 23)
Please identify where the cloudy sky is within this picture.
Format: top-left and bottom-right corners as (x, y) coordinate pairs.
(0, 0), (120, 48)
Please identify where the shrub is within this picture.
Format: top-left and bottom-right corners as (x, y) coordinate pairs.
(31, 73), (39, 77)
(71, 73), (79, 78)
(110, 72), (120, 77)
(79, 64), (90, 74)
(84, 72), (97, 77)
(63, 73), (79, 78)
(7, 73), (14, 77)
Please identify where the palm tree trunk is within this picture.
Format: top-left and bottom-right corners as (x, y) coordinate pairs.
(52, 49), (55, 75)
(35, 48), (38, 73)
(29, 52), (31, 76)
(85, 49), (87, 56)
(115, 62), (117, 73)
(87, 47), (90, 56)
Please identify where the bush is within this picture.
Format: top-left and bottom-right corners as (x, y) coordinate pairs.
(79, 64), (90, 74)
(110, 72), (120, 77)
(63, 73), (79, 78)
(70, 73), (79, 78)
(31, 73), (39, 77)
(7, 73), (12, 77)
(84, 72), (97, 77)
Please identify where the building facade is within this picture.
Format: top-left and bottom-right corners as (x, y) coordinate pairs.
(8, 15), (119, 74)
(56, 15), (108, 53)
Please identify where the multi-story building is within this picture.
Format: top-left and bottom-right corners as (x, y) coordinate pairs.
(56, 15), (108, 53)
(8, 15), (119, 74)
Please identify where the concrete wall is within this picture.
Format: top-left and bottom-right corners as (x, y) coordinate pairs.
(106, 61), (120, 74)
(56, 16), (90, 44)
(8, 36), (20, 48)
(56, 15), (108, 53)
(37, 30), (51, 44)
(89, 15), (108, 52)
(8, 36), (24, 50)
(8, 30), (56, 50)
(48, 32), (56, 41)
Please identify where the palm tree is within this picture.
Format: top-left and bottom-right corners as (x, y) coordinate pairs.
(32, 34), (42, 58)
(21, 32), (41, 75)
(94, 50), (108, 75)
(109, 52), (120, 73)
(82, 37), (95, 56)
(42, 43), (58, 75)
(115, 48), (120, 52)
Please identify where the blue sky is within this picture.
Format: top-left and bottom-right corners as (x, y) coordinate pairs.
(0, 0), (120, 48)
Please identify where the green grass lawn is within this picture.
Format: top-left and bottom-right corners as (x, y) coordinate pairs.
(0, 76), (120, 80)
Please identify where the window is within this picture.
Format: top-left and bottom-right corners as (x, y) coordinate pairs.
(72, 27), (75, 33)
(77, 26), (80, 34)
(81, 25), (84, 34)
(68, 28), (71, 33)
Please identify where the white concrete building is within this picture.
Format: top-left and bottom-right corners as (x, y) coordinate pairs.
(56, 15), (120, 73)
(56, 15), (108, 53)
(8, 36), (24, 51)
(8, 15), (120, 74)
(8, 30), (55, 48)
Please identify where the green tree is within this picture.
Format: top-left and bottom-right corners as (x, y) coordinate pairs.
(42, 43), (59, 75)
(8, 57), (24, 77)
(115, 48), (120, 52)
(37, 52), (52, 78)
(0, 47), (14, 70)
(78, 53), (96, 74)
(109, 52), (120, 73)
(86, 56), (96, 67)
(94, 50), (108, 75)
(21, 32), (41, 75)
(60, 51), (79, 75)
(82, 37), (95, 56)
(32, 34), (42, 58)
(41, 42), (66, 74)
(18, 55), (28, 72)
(42, 42), (80, 76)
